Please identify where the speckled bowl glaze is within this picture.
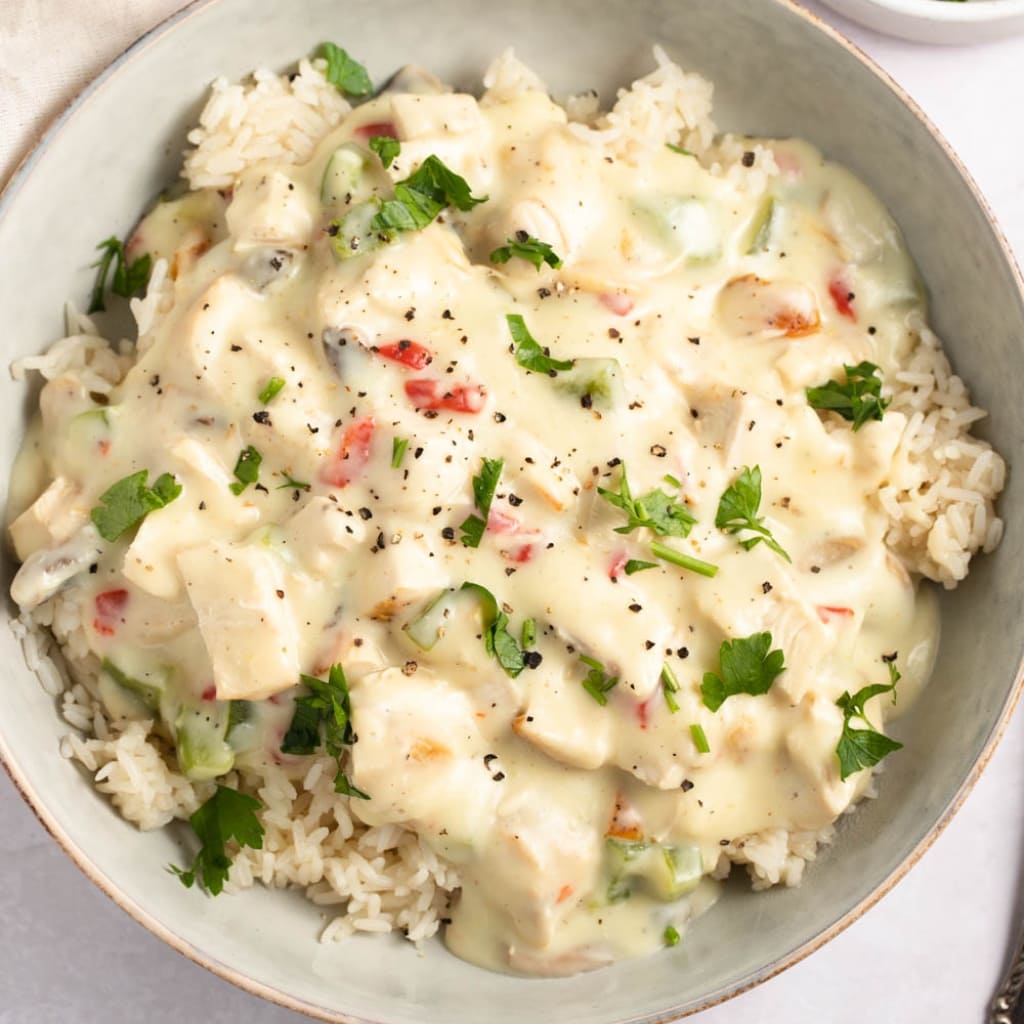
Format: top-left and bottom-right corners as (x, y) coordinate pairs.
(819, 0), (1024, 44)
(1, 1), (1023, 1021)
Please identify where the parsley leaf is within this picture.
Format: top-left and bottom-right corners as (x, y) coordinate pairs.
(700, 631), (785, 712)
(460, 456), (503, 548)
(371, 155), (487, 236)
(625, 559), (658, 575)
(664, 924), (681, 946)
(835, 661), (903, 780)
(598, 462), (696, 538)
(460, 582), (525, 677)
(170, 784), (264, 896)
(490, 233), (563, 271)
(319, 43), (372, 96)
(715, 465), (790, 562)
(806, 361), (890, 431)
(580, 654), (619, 706)
(90, 469), (182, 542)
(369, 135), (400, 169)
(229, 446), (262, 495)
(506, 313), (574, 375)
(281, 664), (368, 798)
(258, 377), (285, 404)
(88, 236), (152, 314)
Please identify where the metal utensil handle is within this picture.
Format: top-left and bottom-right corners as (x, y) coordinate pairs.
(991, 927), (1024, 1024)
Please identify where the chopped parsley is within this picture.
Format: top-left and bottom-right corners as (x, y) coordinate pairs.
(506, 313), (574, 375)
(369, 135), (400, 169)
(715, 465), (790, 562)
(521, 618), (537, 648)
(689, 723), (710, 754)
(598, 463), (696, 538)
(580, 654), (619, 706)
(806, 361), (890, 430)
(700, 631), (785, 712)
(661, 662), (681, 713)
(666, 143), (695, 157)
(319, 43), (372, 96)
(170, 784), (264, 896)
(88, 236), (152, 314)
(461, 582), (525, 677)
(664, 924), (681, 947)
(371, 155), (487, 236)
(90, 469), (181, 542)
(276, 473), (311, 492)
(835, 661), (903, 781)
(229, 446), (262, 495)
(490, 233), (563, 271)
(281, 663), (368, 798)
(460, 456), (503, 548)
(258, 376), (285, 404)
(391, 437), (409, 468)
(625, 559), (659, 575)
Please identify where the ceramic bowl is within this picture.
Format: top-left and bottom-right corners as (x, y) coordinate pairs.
(2, 0), (1023, 1021)
(818, 0), (1024, 44)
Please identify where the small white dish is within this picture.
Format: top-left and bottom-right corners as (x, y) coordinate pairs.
(819, 0), (1024, 44)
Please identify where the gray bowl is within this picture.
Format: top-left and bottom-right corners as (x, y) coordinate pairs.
(1, 0), (1022, 1020)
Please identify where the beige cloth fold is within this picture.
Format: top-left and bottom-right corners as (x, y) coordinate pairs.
(1, 0), (192, 187)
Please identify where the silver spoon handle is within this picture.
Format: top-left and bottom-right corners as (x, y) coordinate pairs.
(991, 928), (1024, 1024)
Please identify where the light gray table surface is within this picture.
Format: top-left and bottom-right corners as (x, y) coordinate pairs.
(3, 3), (1024, 1022)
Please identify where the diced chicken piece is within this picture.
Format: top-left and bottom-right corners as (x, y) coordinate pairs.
(9, 476), (88, 560)
(514, 538), (673, 700)
(177, 540), (301, 700)
(470, 798), (602, 949)
(513, 662), (615, 771)
(696, 568), (830, 704)
(348, 667), (500, 854)
(501, 430), (581, 513)
(122, 434), (258, 600)
(277, 496), (366, 579)
(354, 530), (448, 622)
(506, 947), (614, 977)
(715, 274), (820, 339)
(850, 413), (906, 488)
(785, 694), (857, 818)
(225, 168), (317, 250)
(10, 525), (103, 611)
(378, 64), (447, 96)
(390, 93), (483, 140)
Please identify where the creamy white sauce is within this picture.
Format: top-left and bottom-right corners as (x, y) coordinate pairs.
(9, 71), (942, 975)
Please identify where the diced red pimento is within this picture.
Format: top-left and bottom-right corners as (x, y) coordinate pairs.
(201, 684), (217, 701)
(321, 416), (376, 487)
(374, 339), (433, 370)
(354, 122), (397, 141)
(608, 551), (628, 581)
(93, 588), (129, 636)
(556, 884), (574, 905)
(404, 379), (485, 414)
(503, 543), (535, 564)
(487, 507), (519, 535)
(817, 605), (854, 624)
(98, 439), (111, 456)
(600, 292), (635, 316)
(828, 273), (857, 321)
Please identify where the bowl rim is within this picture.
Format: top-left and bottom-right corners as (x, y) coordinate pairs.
(835, 0), (1024, 24)
(1, 0), (1023, 1020)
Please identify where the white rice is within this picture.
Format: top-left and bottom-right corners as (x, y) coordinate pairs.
(11, 48), (1008, 936)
